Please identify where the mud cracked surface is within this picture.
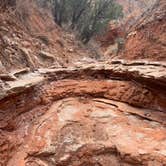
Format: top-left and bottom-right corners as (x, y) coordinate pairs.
(0, 60), (166, 166)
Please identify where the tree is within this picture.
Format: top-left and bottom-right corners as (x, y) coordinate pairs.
(52, 0), (67, 26)
(51, 0), (123, 43)
(79, 0), (123, 43)
(68, 0), (91, 29)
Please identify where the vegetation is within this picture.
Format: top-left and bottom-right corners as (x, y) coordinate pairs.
(51, 0), (123, 43)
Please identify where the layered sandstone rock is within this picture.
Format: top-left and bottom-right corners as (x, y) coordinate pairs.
(120, 0), (166, 61)
(0, 60), (166, 165)
(0, 0), (98, 74)
(99, 0), (166, 61)
(0, 0), (166, 166)
(7, 98), (166, 166)
(116, 0), (157, 29)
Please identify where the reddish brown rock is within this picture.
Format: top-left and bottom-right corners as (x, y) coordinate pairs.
(0, 61), (165, 165)
(5, 98), (166, 165)
(120, 0), (166, 61)
(0, 1), (166, 165)
(0, 0), (98, 74)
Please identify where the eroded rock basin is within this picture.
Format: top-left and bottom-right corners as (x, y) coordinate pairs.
(0, 61), (166, 166)
(4, 97), (165, 166)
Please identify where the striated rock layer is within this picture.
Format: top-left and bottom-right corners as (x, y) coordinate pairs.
(99, 0), (166, 61)
(0, 60), (166, 166)
(120, 0), (166, 61)
(0, 1), (166, 165)
(0, 0), (98, 74)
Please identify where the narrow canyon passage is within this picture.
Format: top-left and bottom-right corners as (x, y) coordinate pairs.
(0, 61), (166, 166)
(0, 0), (165, 165)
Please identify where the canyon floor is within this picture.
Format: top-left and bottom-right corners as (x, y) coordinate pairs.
(0, 0), (166, 165)
(0, 60), (166, 166)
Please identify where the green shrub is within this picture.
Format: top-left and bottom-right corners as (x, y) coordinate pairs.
(51, 0), (123, 43)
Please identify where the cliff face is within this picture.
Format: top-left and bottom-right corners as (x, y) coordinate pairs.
(99, 0), (166, 61)
(120, 0), (166, 61)
(0, 0), (97, 74)
(0, 60), (166, 166)
(116, 0), (157, 29)
(0, 1), (166, 166)
(116, 0), (157, 18)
